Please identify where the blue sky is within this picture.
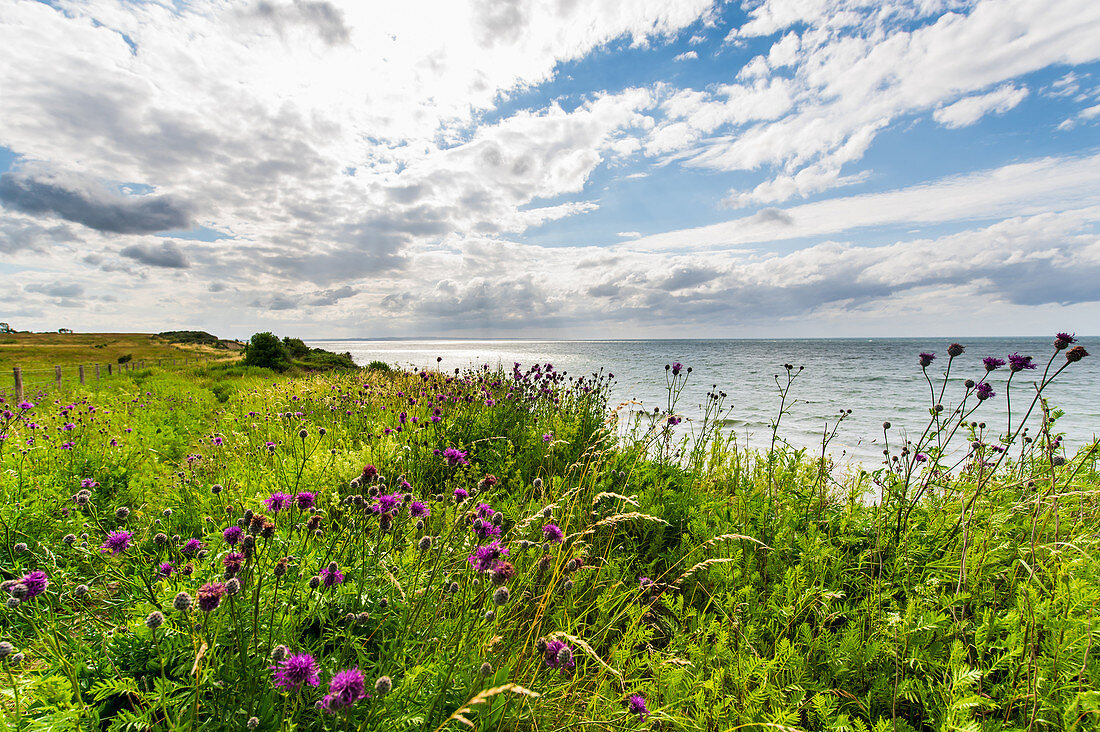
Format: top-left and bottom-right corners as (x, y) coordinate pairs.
(1, 0), (1099, 339)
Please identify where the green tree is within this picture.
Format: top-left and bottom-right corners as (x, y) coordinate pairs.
(242, 331), (290, 371)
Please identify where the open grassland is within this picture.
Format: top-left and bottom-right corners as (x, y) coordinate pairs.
(0, 340), (1097, 731)
(0, 333), (239, 372)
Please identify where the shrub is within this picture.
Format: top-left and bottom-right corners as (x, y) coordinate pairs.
(242, 331), (291, 371)
(117, 353), (132, 364)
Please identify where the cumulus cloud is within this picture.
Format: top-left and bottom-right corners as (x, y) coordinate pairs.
(120, 242), (190, 269)
(934, 84), (1029, 128)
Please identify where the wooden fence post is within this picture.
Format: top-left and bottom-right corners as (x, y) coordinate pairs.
(79, 364), (85, 385)
(12, 367), (22, 403)
(107, 363), (112, 376)
(95, 364), (100, 381)
(55, 365), (62, 391)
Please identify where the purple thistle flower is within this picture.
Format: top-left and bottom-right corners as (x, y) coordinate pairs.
(1008, 353), (1037, 372)
(544, 640), (575, 671)
(158, 562), (174, 577)
(453, 488), (469, 502)
(295, 492), (316, 510)
(472, 518), (501, 540)
(476, 503), (494, 519)
(442, 447), (468, 467)
(627, 694), (649, 722)
(670, 362), (682, 376)
(100, 530), (132, 555)
(223, 552), (245, 575)
(223, 525), (243, 546)
(542, 523), (564, 543)
(321, 667), (366, 712)
(468, 541), (509, 573)
(976, 382), (995, 401)
(1054, 332), (1077, 350)
(320, 564), (345, 587)
(408, 501), (429, 518)
(272, 653), (320, 691)
(915, 453), (927, 463)
(374, 493), (402, 514)
(18, 401), (34, 410)
(181, 538), (204, 554)
(20, 570), (48, 600)
(983, 356), (1006, 372)
(639, 576), (653, 590)
(918, 352), (935, 368)
(264, 491), (293, 513)
(197, 582), (225, 612)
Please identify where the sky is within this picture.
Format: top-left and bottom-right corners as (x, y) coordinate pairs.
(1, 0), (1099, 340)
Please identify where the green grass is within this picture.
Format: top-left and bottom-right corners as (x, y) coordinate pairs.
(0, 332), (238, 371)
(0, 352), (1096, 731)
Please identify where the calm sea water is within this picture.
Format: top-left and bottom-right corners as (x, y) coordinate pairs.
(307, 338), (1099, 466)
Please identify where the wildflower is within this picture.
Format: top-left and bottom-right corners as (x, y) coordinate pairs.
(226, 578), (241, 595)
(492, 586), (510, 606)
(74, 584), (89, 597)
(211, 484), (223, 495)
(418, 535), (433, 552)
(263, 492), (293, 513)
(295, 492), (315, 510)
(1054, 332), (1076, 350)
(976, 383), (995, 401)
(247, 718), (259, 729)
(627, 694), (649, 722)
(13, 543), (27, 554)
(983, 356), (1006, 371)
(544, 640), (575, 671)
(480, 662), (493, 677)
(409, 501), (429, 518)
(320, 564), (345, 588)
(321, 667), (367, 712)
(197, 582), (225, 612)
(453, 488), (469, 502)
(1066, 345), (1089, 363)
(62, 534), (76, 545)
(670, 362), (682, 376)
(18, 401), (34, 410)
(468, 541), (509, 573)
(947, 343), (965, 357)
(100, 530), (133, 555)
(542, 523), (564, 543)
(80, 478), (98, 489)
(374, 676), (392, 696)
(158, 562), (174, 577)
(491, 561), (515, 585)
(915, 453), (927, 463)
(639, 576), (653, 590)
(472, 518), (501, 540)
(223, 525), (243, 546)
(173, 591), (193, 611)
(1008, 353), (1036, 372)
(272, 653), (320, 691)
(918, 352), (935, 368)
(145, 611), (164, 630)
(5, 598), (18, 609)
(274, 557), (289, 577)
(115, 507), (130, 521)
(154, 532), (168, 546)
(0, 642), (12, 659)
(533, 477), (543, 489)
(374, 493), (402, 514)
(181, 538), (204, 554)
(223, 552), (245, 575)
(20, 570), (48, 600)
(442, 447), (468, 467)
(271, 645), (288, 662)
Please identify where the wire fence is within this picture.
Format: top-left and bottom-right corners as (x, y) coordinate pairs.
(2, 355), (235, 402)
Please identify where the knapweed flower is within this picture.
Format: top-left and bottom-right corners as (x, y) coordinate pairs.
(374, 493), (402, 514)
(320, 563), (345, 587)
(670, 362), (682, 376)
(983, 356), (1006, 371)
(19, 570), (48, 600)
(1054, 332), (1077, 350)
(223, 552), (245, 575)
(915, 453), (928, 463)
(947, 343), (965, 357)
(1008, 353), (1036, 372)
(976, 382), (995, 401)
(18, 401), (34, 410)
(918, 352), (935, 368)
(197, 582), (226, 612)
(158, 562), (174, 577)
(264, 492), (293, 513)
(492, 586), (510, 606)
(627, 694), (649, 722)
(272, 653), (320, 691)
(145, 611), (164, 630)
(374, 676), (392, 696)
(408, 501), (429, 518)
(468, 541), (509, 573)
(173, 591), (192, 611)
(1066, 345), (1089, 363)
(100, 530), (133, 555)
(476, 502), (494, 519)
(453, 488), (469, 502)
(223, 525), (243, 546)
(181, 538), (204, 554)
(542, 523), (564, 543)
(442, 447), (468, 467)
(321, 667), (366, 712)
(472, 518), (501, 540)
(294, 492), (316, 510)
(544, 640), (575, 671)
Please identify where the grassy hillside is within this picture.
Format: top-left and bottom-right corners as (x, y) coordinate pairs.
(0, 332), (238, 371)
(0, 341), (1096, 731)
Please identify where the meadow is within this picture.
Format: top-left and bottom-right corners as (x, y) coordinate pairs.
(0, 335), (1096, 731)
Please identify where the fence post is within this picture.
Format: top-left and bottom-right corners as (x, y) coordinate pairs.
(95, 364), (100, 381)
(107, 363), (112, 376)
(79, 364), (85, 385)
(55, 365), (62, 391)
(13, 367), (22, 403)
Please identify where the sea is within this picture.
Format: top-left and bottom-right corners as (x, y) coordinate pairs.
(306, 338), (1099, 468)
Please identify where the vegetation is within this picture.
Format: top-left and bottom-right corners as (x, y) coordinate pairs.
(0, 337), (1096, 731)
(0, 333), (236, 372)
(242, 332), (358, 373)
(157, 331), (238, 350)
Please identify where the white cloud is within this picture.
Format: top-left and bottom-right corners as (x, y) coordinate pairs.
(933, 84), (1029, 128)
(673, 50), (698, 61)
(617, 231), (642, 238)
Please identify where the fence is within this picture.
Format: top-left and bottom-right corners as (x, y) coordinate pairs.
(6, 356), (232, 402)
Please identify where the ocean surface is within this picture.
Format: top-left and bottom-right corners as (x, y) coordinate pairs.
(306, 338), (1099, 467)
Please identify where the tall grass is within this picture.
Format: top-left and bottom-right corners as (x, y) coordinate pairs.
(0, 338), (1096, 731)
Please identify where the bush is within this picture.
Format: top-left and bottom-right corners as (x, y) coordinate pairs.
(242, 331), (290, 371)
(117, 353), (133, 364)
(366, 360), (392, 372)
(282, 337), (311, 359)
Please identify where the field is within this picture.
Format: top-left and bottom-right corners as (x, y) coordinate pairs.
(0, 338), (1097, 731)
(0, 333), (239, 371)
